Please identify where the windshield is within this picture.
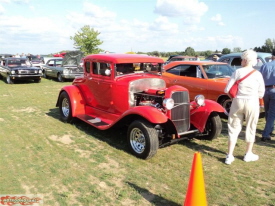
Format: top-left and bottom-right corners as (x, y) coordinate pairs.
(115, 63), (162, 76)
(203, 64), (234, 79)
(7, 59), (29, 67)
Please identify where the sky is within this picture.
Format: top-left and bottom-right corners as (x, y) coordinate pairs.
(0, 0), (274, 55)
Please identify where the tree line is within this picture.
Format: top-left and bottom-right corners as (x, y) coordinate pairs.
(68, 25), (275, 58)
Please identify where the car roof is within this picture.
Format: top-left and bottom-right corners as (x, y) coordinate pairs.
(164, 60), (228, 68)
(220, 52), (271, 58)
(85, 53), (164, 63)
(170, 55), (196, 59)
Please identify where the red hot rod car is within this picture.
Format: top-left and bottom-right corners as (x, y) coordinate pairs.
(56, 54), (225, 159)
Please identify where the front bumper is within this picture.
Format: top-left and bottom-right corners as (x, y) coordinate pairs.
(10, 74), (42, 80)
(62, 73), (83, 79)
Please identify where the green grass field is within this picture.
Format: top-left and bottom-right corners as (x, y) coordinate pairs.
(0, 78), (274, 206)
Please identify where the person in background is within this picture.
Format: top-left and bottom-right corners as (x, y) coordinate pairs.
(212, 55), (219, 61)
(224, 49), (265, 165)
(195, 55), (200, 61)
(259, 50), (275, 141)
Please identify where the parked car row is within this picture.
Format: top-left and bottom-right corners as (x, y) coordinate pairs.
(0, 51), (85, 84)
(0, 57), (43, 84)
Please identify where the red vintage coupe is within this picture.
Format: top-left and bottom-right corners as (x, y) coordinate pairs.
(56, 54), (225, 159)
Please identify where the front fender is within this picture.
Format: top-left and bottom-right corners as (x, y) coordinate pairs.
(122, 106), (168, 124)
(190, 99), (225, 132)
(56, 85), (85, 117)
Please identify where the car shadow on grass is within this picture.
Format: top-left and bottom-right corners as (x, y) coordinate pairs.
(46, 108), (128, 152)
(126, 182), (180, 206)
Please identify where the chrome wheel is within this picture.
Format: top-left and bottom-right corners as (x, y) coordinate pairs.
(59, 91), (73, 122)
(61, 97), (70, 118)
(129, 128), (146, 154)
(127, 120), (159, 159)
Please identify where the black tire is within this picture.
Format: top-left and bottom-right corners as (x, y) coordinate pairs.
(127, 120), (159, 159)
(34, 79), (41, 83)
(58, 91), (73, 123)
(199, 112), (222, 140)
(6, 75), (14, 84)
(43, 70), (47, 78)
(57, 73), (64, 82)
(220, 97), (232, 116)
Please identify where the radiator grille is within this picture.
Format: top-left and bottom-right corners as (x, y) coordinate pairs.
(171, 91), (190, 133)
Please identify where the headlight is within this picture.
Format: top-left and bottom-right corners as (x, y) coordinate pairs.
(34, 70), (38, 73)
(194, 95), (205, 106)
(38, 70), (42, 73)
(163, 98), (174, 110)
(11, 70), (15, 74)
(63, 69), (69, 74)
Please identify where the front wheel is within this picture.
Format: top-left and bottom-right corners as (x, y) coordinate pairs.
(6, 75), (14, 84)
(57, 73), (64, 82)
(58, 91), (73, 123)
(127, 120), (159, 159)
(220, 97), (232, 115)
(199, 112), (222, 140)
(33, 79), (41, 83)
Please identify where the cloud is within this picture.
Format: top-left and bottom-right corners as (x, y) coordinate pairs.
(83, 1), (116, 18)
(0, 4), (5, 14)
(211, 14), (225, 26)
(154, 0), (208, 24)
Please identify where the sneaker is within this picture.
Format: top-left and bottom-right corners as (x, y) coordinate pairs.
(225, 155), (235, 165)
(243, 153), (259, 162)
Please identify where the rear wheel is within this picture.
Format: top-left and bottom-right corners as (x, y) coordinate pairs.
(127, 120), (159, 159)
(59, 91), (73, 122)
(199, 112), (222, 140)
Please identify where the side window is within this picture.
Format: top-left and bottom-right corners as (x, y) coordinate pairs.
(166, 66), (181, 75)
(48, 60), (55, 66)
(179, 65), (197, 77)
(92, 62), (99, 74)
(231, 58), (242, 66)
(85, 61), (90, 73)
(220, 58), (230, 63)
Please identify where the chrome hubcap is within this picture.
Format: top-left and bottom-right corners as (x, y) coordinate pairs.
(61, 98), (69, 117)
(130, 128), (146, 154)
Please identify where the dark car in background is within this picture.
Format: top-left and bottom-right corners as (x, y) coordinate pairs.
(41, 51), (84, 82)
(205, 53), (223, 61)
(218, 52), (272, 70)
(0, 57), (42, 84)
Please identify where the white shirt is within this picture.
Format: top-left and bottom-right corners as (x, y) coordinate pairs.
(224, 67), (265, 99)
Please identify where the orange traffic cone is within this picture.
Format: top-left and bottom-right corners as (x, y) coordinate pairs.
(184, 152), (207, 206)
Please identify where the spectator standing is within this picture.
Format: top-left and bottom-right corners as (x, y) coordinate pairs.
(259, 50), (275, 141)
(213, 55), (220, 61)
(224, 49), (265, 165)
(195, 55), (200, 61)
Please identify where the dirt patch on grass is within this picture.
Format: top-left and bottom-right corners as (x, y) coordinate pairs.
(0, 118), (4, 122)
(48, 134), (74, 145)
(12, 107), (37, 113)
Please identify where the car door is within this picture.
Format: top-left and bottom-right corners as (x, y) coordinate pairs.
(44, 60), (56, 77)
(85, 61), (114, 112)
(163, 64), (211, 100)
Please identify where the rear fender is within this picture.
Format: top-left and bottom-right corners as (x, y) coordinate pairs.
(122, 106), (168, 124)
(56, 85), (85, 117)
(190, 99), (225, 132)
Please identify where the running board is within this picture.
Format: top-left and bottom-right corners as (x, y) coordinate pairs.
(76, 114), (110, 128)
